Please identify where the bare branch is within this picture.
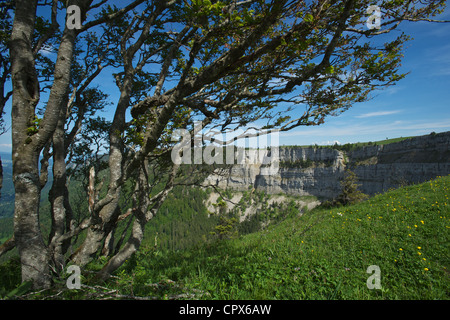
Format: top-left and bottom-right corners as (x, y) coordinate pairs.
(77, 0), (147, 33)
(32, 0), (59, 56)
(0, 236), (15, 258)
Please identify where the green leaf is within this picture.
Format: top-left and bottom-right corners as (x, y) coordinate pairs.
(325, 65), (335, 74)
(6, 281), (33, 299)
(304, 13), (314, 23)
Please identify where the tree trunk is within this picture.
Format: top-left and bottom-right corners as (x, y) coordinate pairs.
(48, 113), (68, 272)
(96, 214), (146, 281)
(12, 162), (51, 288)
(97, 163), (178, 280)
(96, 167), (151, 281)
(70, 81), (132, 266)
(10, 0), (85, 289)
(10, 0), (51, 290)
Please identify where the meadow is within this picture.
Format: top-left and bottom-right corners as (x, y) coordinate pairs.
(1, 175), (448, 299)
(93, 175), (449, 300)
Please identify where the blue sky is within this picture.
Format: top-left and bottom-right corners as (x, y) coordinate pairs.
(280, 10), (450, 146)
(0, 4), (449, 152)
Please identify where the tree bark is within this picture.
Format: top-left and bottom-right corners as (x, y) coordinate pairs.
(97, 163), (178, 281)
(96, 212), (146, 281)
(70, 83), (132, 266)
(10, 0), (86, 289)
(48, 111), (68, 272)
(10, 0), (51, 290)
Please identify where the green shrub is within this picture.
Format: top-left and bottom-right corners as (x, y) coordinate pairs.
(0, 257), (22, 297)
(335, 169), (369, 206)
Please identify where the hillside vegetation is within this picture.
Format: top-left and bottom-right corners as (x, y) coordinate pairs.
(3, 174), (447, 299)
(111, 175), (449, 300)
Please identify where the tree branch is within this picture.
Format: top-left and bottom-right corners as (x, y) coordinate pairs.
(0, 236), (15, 258)
(77, 0), (147, 33)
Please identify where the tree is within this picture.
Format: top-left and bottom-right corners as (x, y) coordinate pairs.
(336, 169), (368, 206)
(7, 0), (146, 289)
(1, 0), (448, 289)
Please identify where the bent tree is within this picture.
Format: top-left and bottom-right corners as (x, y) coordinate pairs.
(2, 0), (447, 289)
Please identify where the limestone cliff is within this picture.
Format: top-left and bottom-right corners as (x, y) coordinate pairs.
(204, 131), (450, 200)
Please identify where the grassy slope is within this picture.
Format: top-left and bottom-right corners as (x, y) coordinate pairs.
(113, 175), (449, 300)
(283, 135), (413, 149)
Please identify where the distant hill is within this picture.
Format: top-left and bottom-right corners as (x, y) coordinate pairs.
(1, 132), (447, 219)
(0, 153), (13, 219)
(206, 131), (450, 199)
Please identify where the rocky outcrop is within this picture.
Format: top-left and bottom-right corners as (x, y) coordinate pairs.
(348, 131), (450, 196)
(204, 131), (450, 200)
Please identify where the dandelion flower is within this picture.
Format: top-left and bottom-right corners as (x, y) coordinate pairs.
(399, 248), (403, 251)
(417, 246), (421, 250)
(418, 252), (422, 255)
(424, 268), (429, 271)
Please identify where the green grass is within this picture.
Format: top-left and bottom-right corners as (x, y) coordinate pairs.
(2, 175), (448, 300)
(110, 175), (449, 300)
(348, 136), (412, 147)
(282, 135), (413, 149)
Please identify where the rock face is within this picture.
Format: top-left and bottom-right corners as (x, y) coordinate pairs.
(204, 131), (450, 200)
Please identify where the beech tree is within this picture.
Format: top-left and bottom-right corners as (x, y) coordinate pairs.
(6, 0), (146, 289)
(1, 0), (447, 289)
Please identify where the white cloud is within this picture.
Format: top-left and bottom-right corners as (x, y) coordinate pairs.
(39, 44), (56, 57)
(314, 140), (341, 146)
(383, 85), (405, 95)
(280, 118), (450, 141)
(354, 110), (402, 118)
(0, 144), (12, 153)
(422, 43), (450, 77)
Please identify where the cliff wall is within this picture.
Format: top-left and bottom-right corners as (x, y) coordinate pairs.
(204, 131), (450, 199)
